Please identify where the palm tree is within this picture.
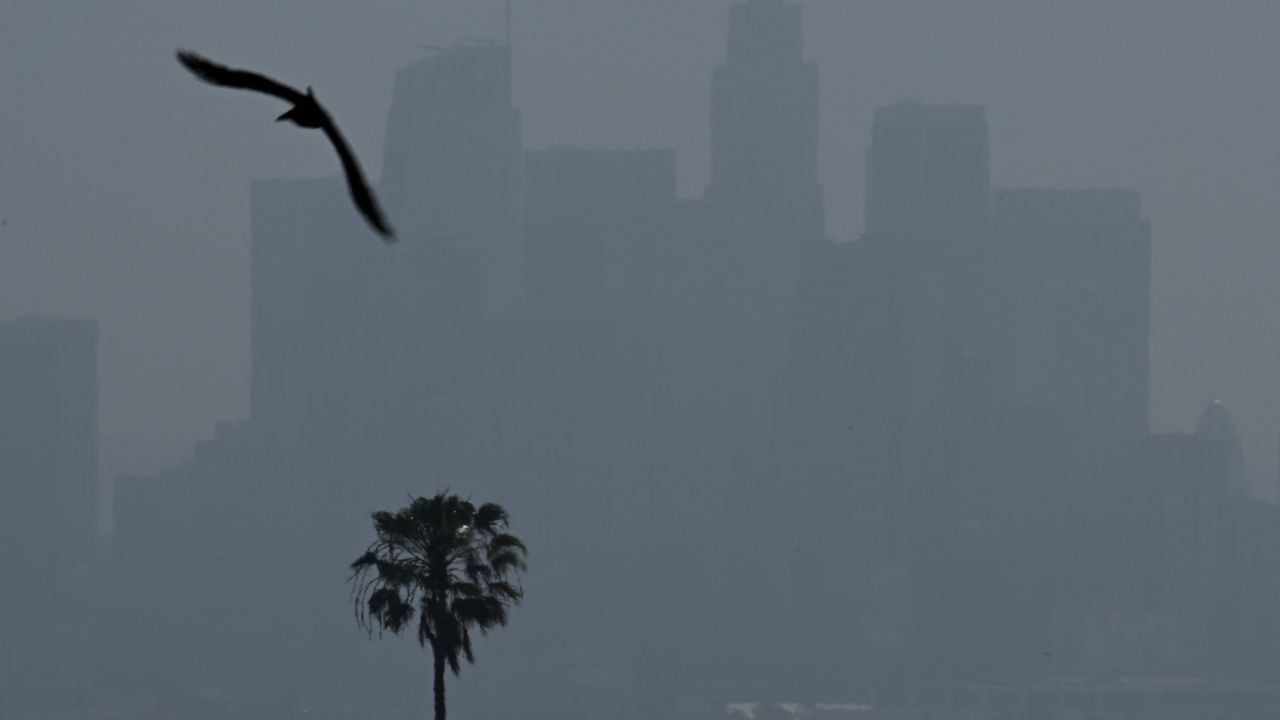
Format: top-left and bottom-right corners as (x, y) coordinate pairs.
(350, 492), (526, 720)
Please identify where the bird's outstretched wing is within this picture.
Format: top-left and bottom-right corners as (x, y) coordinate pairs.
(177, 48), (395, 240)
(320, 119), (396, 241)
(176, 50), (307, 105)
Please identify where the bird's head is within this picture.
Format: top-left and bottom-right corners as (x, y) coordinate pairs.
(277, 87), (323, 127)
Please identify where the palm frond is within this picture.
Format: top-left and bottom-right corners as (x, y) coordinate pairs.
(461, 628), (476, 665)
(473, 503), (509, 532)
(374, 557), (418, 587)
(487, 532), (526, 552)
(350, 550), (379, 571)
(451, 596), (509, 631)
(488, 548), (527, 576)
(450, 581), (485, 598)
(484, 580), (523, 604)
(367, 587), (415, 633)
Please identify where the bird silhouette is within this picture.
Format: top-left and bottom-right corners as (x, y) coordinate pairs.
(176, 50), (395, 241)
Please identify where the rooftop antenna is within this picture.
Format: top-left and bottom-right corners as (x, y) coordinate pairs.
(505, 0), (513, 50)
(505, 0), (514, 100)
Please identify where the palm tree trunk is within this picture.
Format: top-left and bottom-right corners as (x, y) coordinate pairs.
(433, 647), (447, 720)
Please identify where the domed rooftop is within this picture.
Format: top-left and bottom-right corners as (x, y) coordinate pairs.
(1196, 398), (1240, 442)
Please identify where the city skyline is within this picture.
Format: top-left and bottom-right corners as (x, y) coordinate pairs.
(7, 2), (1280, 717)
(2, 2), (1278, 495)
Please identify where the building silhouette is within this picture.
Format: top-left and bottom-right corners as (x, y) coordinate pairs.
(0, 315), (98, 603)
(861, 102), (995, 679)
(987, 189), (1153, 640)
(989, 189), (1151, 505)
(0, 316), (98, 704)
(709, 0), (824, 243)
(381, 43), (524, 317)
(1196, 398), (1249, 499)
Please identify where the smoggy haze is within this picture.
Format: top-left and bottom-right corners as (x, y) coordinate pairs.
(2, 2), (1279, 482)
(11, 2), (1280, 718)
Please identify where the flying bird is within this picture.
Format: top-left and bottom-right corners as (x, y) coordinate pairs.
(176, 50), (395, 241)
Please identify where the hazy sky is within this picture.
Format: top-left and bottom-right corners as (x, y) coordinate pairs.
(4, 0), (1280, 491)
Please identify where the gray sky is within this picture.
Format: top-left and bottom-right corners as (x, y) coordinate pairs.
(4, 0), (1280, 491)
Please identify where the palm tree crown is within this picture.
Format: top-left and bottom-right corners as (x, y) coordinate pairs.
(350, 493), (526, 720)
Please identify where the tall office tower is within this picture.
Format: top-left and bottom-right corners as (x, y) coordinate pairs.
(377, 45), (522, 491)
(703, 1), (828, 695)
(987, 189), (1152, 672)
(708, 0), (824, 242)
(0, 317), (98, 692)
(867, 102), (990, 338)
(0, 316), (99, 594)
(705, 0), (826, 483)
(381, 43), (524, 317)
(865, 102), (991, 454)
(864, 102), (993, 678)
(989, 189), (1151, 504)
(705, 0), (825, 453)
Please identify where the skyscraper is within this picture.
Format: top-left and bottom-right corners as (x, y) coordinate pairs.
(705, 1), (826, 462)
(987, 188), (1153, 671)
(380, 43), (524, 317)
(989, 189), (1151, 503)
(865, 102), (991, 441)
(1195, 399), (1249, 499)
(867, 103), (990, 246)
(701, 0), (828, 467)
(0, 315), (99, 595)
(866, 102), (990, 356)
(708, 0), (824, 243)
(0, 316), (98, 696)
(864, 102), (994, 678)
(703, 2), (829, 692)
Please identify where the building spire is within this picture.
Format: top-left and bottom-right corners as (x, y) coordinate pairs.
(505, 0), (514, 101)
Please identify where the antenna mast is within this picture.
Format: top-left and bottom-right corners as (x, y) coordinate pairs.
(505, 0), (514, 100)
